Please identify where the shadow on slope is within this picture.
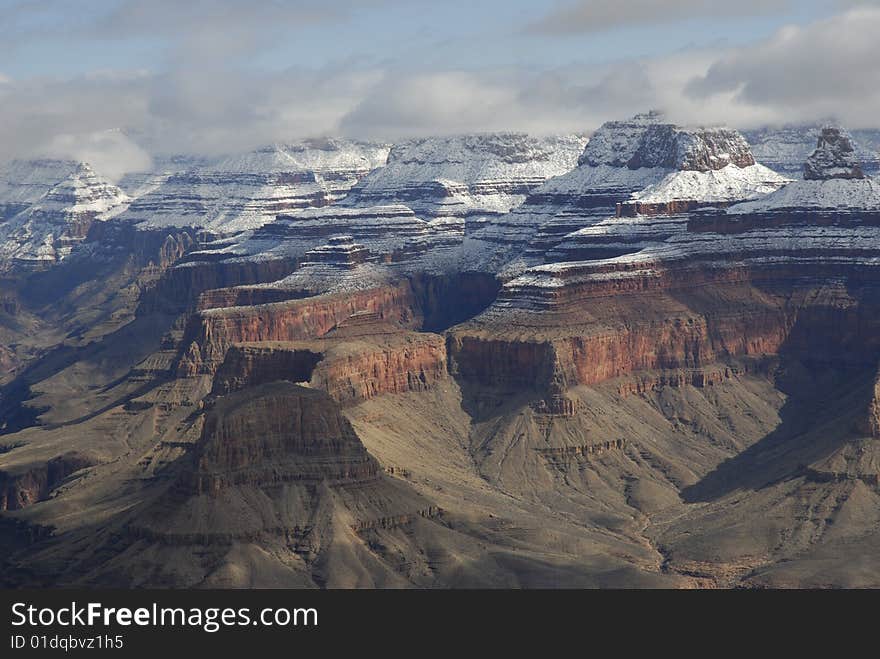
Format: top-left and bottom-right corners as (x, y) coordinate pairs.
(681, 360), (876, 503)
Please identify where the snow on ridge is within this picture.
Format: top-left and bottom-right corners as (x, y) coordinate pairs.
(0, 158), (84, 218)
(206, 140), (390, 175)
(0, 163), (130, 269)
(630, 164), (789, 204)
(579, 111), (754, 172)
(354, 133), (588, 201)
(728, 177), (880, 213)
(116, 140), (391, 233)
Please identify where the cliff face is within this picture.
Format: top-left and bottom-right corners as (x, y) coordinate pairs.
(447, 335), (557, 390)
(0, 452), (93, 512)
(103, 382), (443, 587)
(212, 333), (447, 405)
(488, 121), (880, 395)
(144, 258), (299, 313)
(187, 383), (381, 494)
(176, 282), (421, 376)
(452, 268), (880, 394)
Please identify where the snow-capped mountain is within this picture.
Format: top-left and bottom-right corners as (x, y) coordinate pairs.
(731, 128), (880, 214)
(348, 133), (588, 217)
(114, 139), (390, 234)
(0, 162), (130, 270)
(0, 159), (84, 220)
(177, 132), (588, 278)
(464, 112), (785, 271)
(743, 125), (880, 178)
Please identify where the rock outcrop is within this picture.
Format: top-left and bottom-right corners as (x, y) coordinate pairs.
(744, 124), (880, 178)
(581, 113), (755, 171)
(186, 383), (381, 494)
(804, 127), (866, 181)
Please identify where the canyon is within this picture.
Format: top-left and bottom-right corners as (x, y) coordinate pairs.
(1, 119), (879, 588)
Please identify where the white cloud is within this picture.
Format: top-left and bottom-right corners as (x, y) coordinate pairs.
(44, 131), (153, 183)
(1, 4), (878, 179)
(686, 7), (880, 128)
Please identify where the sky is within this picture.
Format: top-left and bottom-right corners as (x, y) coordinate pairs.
(1, 0), (879, 178)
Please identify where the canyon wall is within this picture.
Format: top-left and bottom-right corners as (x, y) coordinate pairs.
(212, 335), (447, 406)
(176, 282), (421, 376)
(451, 274), (880, 393)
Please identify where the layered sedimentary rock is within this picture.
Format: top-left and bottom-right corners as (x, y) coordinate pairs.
(112, 382), (439, 587)
(212, 332), (447, 406)
(114, 140), (389, 234)
(618, 163), (786, 217)
(0, 163), (130, 271)
(350, 133), (587, 218)
(186, 133), (587, 281)
(185, 382), (381, 493)
(0, 451), (94, 512)
(0, 159), (83, 220)
(250, 204), (462, 266)
(195, 236), (394, 311)
(7, 114), (880, 589)
(468, 112), (784, 270)
(176, 281), (421, 376)
(545, 126), (876, 265)
(456, 124), (880, 398)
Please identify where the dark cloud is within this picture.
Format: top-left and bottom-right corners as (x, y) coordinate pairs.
(527, 0), (790, 35)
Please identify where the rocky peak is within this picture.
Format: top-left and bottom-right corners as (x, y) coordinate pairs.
(580, 112), (755, 171)
(39, 162), (130, 211)
(803, 127), (866, 181)
(578, 111), (666, 167)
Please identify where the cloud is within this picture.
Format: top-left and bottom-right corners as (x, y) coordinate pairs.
(0, 66), (378, 165)
(686, 7), (880, 127)
(335, 51), (779, 140)
(527, 0), (790, 35)
(1, 2), (879, 179)
(44, 130), (153, 183)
